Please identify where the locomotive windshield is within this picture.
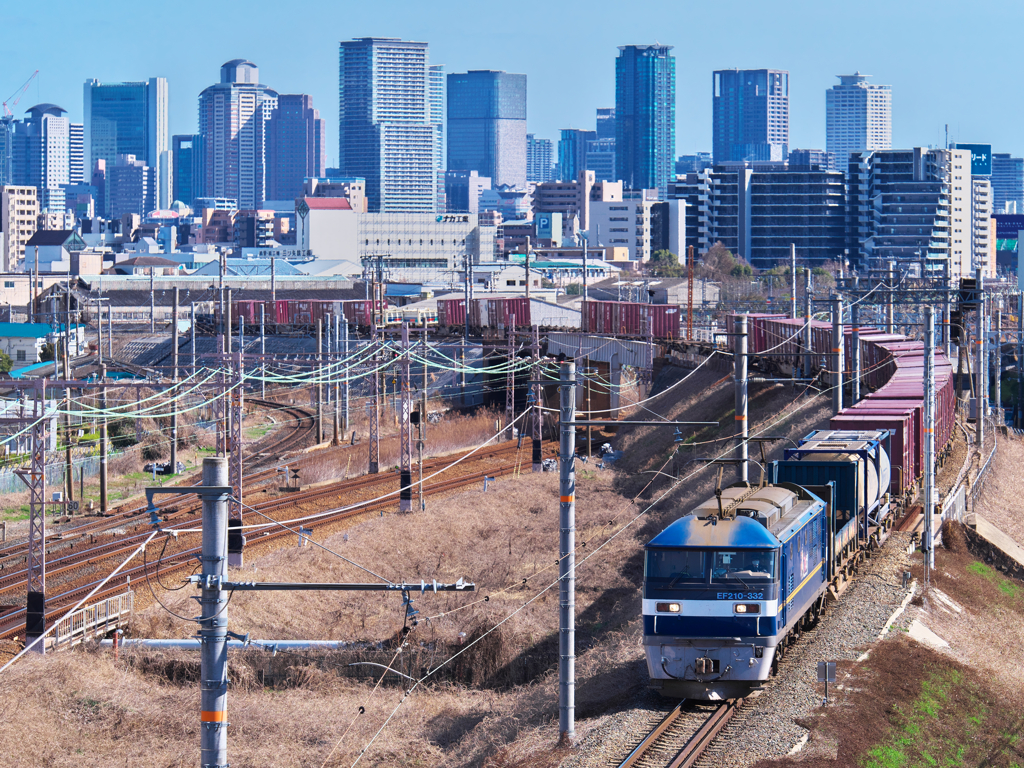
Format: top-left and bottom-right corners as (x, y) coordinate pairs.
(711, 550), (777, 582)
(645, 549), (706, 586)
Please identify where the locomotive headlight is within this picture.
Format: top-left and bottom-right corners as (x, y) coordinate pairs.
(734, 603), (760, 614)
(656, 603), (681, 613)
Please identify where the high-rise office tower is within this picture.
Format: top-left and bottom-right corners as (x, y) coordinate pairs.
(596, 108), (616, 140)
(712, 69), (789, 164)
(526, 134), (555, 183)
(991, 153), (1024, 214)
(6, 104), (71, 213)
(198, 60), (278, 210)
(825, 73), (891, 175)
(107, 154), (154, 220)
(615, 44), (675, 196)
(558, 129), (595, 183)
(338, 37), (440, 212)
(266, 95), (326, 201)
(171, 134), (199, 208)
(447, 70), (526, 189)
(84, 77), (169, 211)
(588, 108), (616, 182)
(68, 123), (84, 185)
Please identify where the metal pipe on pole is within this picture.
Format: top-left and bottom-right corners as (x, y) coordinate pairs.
(851, 302), (861, 405)
(191, 302), (197, 376)
(995, 309), (1002, 421)
(558, 361), (576, 745)
(832, 295), (844, 416)
(790, 244), (797, 319)
(259, 304), (265, 400)
(803, 269), (812, 382)
(887, 261), (895, 334)
(1018, 292), (1023, 429)
(333, 315), (341, 445)
(976, 267), (985, 450)
(100, 366), (108, 514)
(343, 319), (350, 433)
(924, 306), (935, 583)
(316, 318), (324, 444)
(735, 314), (748, 484)
(199, 457), (230, 768)
(171, 287), (179, 474)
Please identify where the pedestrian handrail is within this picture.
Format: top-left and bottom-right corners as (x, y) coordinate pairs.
(52, 590), (134, 649)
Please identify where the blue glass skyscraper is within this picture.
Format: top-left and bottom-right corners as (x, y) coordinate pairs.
(83, 78), (168, 212)
(447, 70), (526, 188)
(712, 69), (789, 163)
(615, 45), (675, 197)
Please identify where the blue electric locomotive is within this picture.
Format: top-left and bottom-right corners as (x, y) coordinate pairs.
(643, 430), (892, 700)
(643, 483), (828, 699)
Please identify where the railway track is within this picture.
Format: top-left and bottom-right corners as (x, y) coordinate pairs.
(0, 398), (315, 568)
(0, 439), (552, 640)
(615, 699), (744, 768)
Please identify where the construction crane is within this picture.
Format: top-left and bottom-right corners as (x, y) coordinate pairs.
(3, 70), (39, 117)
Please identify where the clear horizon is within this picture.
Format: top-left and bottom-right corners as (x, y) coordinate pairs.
(1, 0), (1016, 164)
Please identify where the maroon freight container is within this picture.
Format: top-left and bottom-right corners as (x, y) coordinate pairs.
(829, 413), (913, 496)
(640, 304), (681, 339)
(849, 404), (922, 480)
(437, 298), (466, 328)
(487, 297), (530, 330)
(342, 300), (386, 327)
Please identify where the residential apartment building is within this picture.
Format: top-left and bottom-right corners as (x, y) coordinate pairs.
(447, 70), (527, 188)
(589, 190), (684, 262)
(972, 177), (994, 275)
(616, 45), (675, 196)
(788, 149), (836, 171)
(266, 94), (326, 202)
(338, 37), (441, 212)
(713, 69), (789, 164)
(533, 170), (622, 241)
(825, 73), (891, 176)
(526, 134), (555, 183)
(847, 148), (979, 278)
(198, 60), (278, 210)
(991, 153), (1024, 214)
(68, 123), (84, 185)
(0, 185), (38, 271)
(669, 164), (845, 267)
(83, 78), (169, 210)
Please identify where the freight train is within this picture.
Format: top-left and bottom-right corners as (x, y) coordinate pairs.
(643, 313), (954, 699)
(435, 297), (681, 338)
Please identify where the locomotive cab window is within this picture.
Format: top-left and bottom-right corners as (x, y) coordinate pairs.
(711, 550), (777, 582)
(645, 549), (706, 586)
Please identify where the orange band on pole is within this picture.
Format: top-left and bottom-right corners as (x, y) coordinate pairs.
(201, 711), (227, 723)
(735, 415), (747, 420)
(560, 495), (574, 503)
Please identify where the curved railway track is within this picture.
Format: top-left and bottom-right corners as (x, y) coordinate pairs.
(615, 699), (744, 768)
(0, 439), (552, 639)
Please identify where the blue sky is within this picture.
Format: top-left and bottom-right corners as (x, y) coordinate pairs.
(2, 0), (1019, 162)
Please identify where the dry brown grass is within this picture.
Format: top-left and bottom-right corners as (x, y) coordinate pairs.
(5, 361), (840, 766)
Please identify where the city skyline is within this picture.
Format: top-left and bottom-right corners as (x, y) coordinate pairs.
(3, 0), (1018, 164)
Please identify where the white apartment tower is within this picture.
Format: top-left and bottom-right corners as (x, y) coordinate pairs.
(198, 61), (278, 209)
(0, 185), (39, 271)
(826, 73), (891, 175)
(338, 38), (441, 213)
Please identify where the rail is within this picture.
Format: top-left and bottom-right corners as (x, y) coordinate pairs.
(52, 590), (134, 649)
(616, 699), (743, 768)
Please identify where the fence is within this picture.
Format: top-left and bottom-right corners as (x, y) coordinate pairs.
(0, 453), (115, 495)
(53, 591), (134, 649)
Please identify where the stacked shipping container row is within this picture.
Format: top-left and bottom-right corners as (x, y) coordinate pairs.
(729, 312), (957, 499)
